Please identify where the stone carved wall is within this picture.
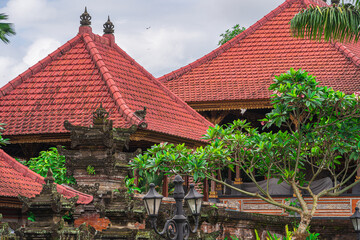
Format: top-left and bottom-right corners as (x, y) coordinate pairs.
(59, 105), (141, 194)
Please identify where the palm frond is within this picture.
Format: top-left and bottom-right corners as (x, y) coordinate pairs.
(0, 13), (15, 44)
(290, 4), (360, 43)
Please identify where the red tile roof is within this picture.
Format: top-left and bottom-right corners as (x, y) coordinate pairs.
(159, 0), (360, 104)
(0, 149), (92, 204)
(0, 26), (211, 142)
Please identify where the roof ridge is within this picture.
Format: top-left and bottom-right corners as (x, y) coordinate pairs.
(0, 149), (92, 204)
(0, 35), (82, 97)
(108, 36), (214, 128)
(332, 42), (360, 68)
(81, 33), (146, 128)
(158, 0), (299, 83)
(303, 0), (328, 7)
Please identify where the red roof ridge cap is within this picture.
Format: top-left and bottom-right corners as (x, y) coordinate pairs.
(82, 34), (144, 127)
(106, 39), (213, 129)
(332, 41), (360, 68)
(0, 149), (93, 204)
(0, 34), (82, 98)
(303, 0), (328, 7)
(158, 0), (298, 83)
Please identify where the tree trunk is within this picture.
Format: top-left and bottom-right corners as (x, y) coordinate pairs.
(294, 213), (312, 239)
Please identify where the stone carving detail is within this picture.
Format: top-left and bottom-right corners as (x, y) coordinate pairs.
(16, 169), (95, 239)
(80, 7), (91, 26)
(61, 104), (140, 194)
(70, 183), (100, 195)
(92, 103), (109, 125)
(134, 106), (147, 120)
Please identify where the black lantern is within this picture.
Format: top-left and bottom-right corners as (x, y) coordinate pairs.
(143, 183), (163, 217)
(143, 175), (202, 239)
(351, 207), (360, 240)
(184, 184), (203, 216)
(350, 207), (360, 240)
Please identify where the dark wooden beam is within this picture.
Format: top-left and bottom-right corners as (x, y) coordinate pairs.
(187, 99), (272, 112)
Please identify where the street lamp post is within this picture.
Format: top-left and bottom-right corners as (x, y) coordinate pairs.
(143, 175), (203, 240)
(351, 207), (360, 240)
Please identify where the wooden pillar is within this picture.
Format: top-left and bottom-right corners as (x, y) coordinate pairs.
(184, 175), (189, 193)
(134, 170), (139, 188)
(203, 178), (209, 202)
(234, 165), (243, 184)
(216, 169), (222, 192)
(162, 175), (169, 197)
(209, 174), (218, 198)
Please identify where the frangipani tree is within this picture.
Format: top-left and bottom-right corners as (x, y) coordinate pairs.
(131, 69), (360, 237)
(290, 0), (360, 43)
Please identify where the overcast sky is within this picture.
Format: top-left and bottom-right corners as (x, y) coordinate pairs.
(0, 0), (286, 88)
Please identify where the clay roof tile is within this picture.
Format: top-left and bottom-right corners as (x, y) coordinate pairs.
(0, 149), (92, 204)
(158, 0), (360, 104)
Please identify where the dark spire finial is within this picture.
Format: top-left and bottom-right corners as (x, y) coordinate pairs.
(103, 15), (114, 34)
(80, 7), (92, 26)
(45, 168), (55, 184)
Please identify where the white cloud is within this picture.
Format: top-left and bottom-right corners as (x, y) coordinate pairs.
(2, 0), (56, 27)
(0, 38), (60, 87)
(0, 56), (27, 87)
(23, 38), (60, 66)
(0, 0), (286, 85)
(119, 27), (205, 76)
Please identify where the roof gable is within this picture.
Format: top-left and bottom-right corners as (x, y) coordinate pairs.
(159, 0), (360, 104)
(0, 149), (92, 204)
(0, 26), (212, 142)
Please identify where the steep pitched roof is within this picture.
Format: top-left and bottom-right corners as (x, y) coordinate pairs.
(0, 25), (211, 142)
(0, 149), (92, 204)
(159, 0), (360, 106)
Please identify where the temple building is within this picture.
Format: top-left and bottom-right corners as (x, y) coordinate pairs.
(159, 0), (360, 127)
(158, 0), (360, 217)
(0, 9), (212, 159)
(2, 0), (360, 234)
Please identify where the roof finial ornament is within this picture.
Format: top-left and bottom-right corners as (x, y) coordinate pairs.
(134, 106), (147, 120)
(80, 7), (92, 26)
(93, 103), (109, 125)
(103, 15), (114, 34)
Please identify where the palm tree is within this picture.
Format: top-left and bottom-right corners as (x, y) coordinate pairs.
(290, 0), (360, 43)
(0, 13), (15, 44)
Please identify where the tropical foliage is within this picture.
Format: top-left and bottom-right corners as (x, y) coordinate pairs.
(0, 123), (9, 146)
(218, 24), (246, 45)
(131, 68), (360, 236)
(0, 13), (15, 44)
(290, 0), (360, 43)
(26, 147), (76, 185)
